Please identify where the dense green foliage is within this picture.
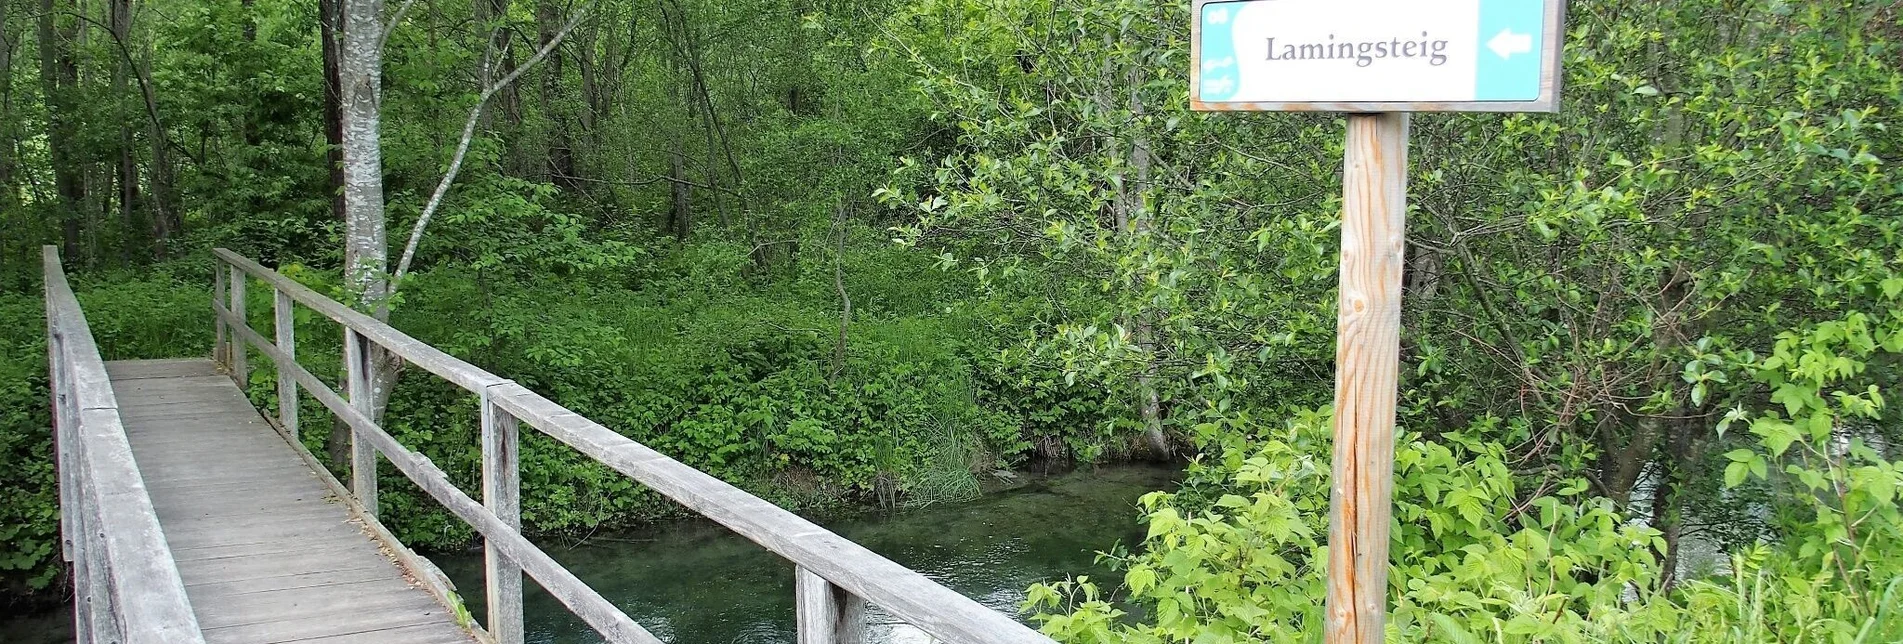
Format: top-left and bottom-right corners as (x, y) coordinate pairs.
(2, 0), (1902, 638)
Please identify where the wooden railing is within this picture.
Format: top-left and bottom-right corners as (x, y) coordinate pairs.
(43, 247), (207, 644)
(210, 248), (1057, 644)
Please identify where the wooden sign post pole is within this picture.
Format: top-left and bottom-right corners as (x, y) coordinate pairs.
(1324, 112), (1409, 644)
(1187, 1), (1562, 638)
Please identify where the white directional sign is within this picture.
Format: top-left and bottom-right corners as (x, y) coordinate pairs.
(1191, 0), (1565, 112)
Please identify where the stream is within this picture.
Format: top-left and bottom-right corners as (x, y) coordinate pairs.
(433, 464), (1174, 644)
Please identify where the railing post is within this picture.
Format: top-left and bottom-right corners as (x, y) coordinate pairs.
(482, 387), (523, 644)
(213, 260), (227, 366)
(228, 263), (247, 389)
(48, 330), (73, 563)
(274, 288), (299, 438)
(78, 495), (117, 644)
(344, 330), (378, 515)
(796, 566), (866, 644)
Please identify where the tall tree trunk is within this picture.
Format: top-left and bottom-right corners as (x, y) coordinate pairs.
(659, 0), (735, 227)
(38, 0), (84, 261)
(340, 0), (385, 309)
(140, 39), (177, 254)
(339, 0), (403, 476)
(1125, 69), (1167, 459)
(667, 139), (690, 240)
(537, 0), (577, 188)
(1, 0), (17, 216)
(110, 0), (139, 258)
(828, 203), (850, 381)
(321, 0), (345, 230)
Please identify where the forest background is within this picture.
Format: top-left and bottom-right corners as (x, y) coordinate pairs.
(1, 0), (1901, 640)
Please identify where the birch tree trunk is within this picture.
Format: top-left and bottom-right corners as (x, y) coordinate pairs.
(339, 0), (402, 443)
(340, 0), (387, 312)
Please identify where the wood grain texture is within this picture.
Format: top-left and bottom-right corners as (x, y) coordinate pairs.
(43, 247), (207, 644)
(105, 358), (473, 644)
(796, 566), (866, 644)
(1323, 114), (1408, 644)
(481, 392), (524, 644)
(228, 265), (247, 388)
(344, 329), (378, 516)
(274, 288), (299, 438)
(213, 263), (227, 366)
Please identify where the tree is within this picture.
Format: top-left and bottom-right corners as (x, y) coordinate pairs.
(36, 0), (82, 260)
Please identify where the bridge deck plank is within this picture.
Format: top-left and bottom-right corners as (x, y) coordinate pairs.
(107, 359), (472, 644)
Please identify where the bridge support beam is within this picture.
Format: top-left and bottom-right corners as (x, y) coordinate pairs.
(213, 266), (227, 366)
(344, 330), (378, 516)
(228, 265), (247, 389)
(275, 289), (299, 438)
(796, 566), (866, 644)
(482, 388), (524, 644)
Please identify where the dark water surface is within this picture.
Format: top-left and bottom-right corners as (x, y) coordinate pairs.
(437, 465), (1173, 644)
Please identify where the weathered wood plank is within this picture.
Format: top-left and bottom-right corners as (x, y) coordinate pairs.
(182, 560), (393, 596)
(275, 288), (299, 438)
(172, 549), (402, 586)
(188, 580), (449, 626)
(344, 329), (378, 516)
(1323, 113), (1409, 644)
(200, 611), (463, 644)
(107, 357), (471, 644)
(44, 246), (207, 644)
(797, 565), (866, 644)
(293, 621), (485, 644)
(482, 394), (524, 644)
(214, 262), (227, 367)
(228, 265), (247, 389)
(105, 359), (224, 380)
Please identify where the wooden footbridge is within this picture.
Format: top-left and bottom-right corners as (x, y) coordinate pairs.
(44, 246), (1057, 644)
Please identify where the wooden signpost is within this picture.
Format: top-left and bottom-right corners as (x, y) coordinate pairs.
(1190, 1), (1565, 641)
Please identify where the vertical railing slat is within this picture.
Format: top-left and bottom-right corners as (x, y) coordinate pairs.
(49, 328), (74, 563)
(796, 566), (866, 644)
(482, 389), (524, 644)
(344, 330), (378, 515)
(228, 265), (247, 389)
(213, 261), (227, 366)
(274, 289), (299, 438)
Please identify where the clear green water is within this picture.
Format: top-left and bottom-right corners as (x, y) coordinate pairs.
(0, 465), (1172, 643)
(436, 464), (1173, 644)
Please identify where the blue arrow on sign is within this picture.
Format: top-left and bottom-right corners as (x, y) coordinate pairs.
(1474, 0), (1545, 101)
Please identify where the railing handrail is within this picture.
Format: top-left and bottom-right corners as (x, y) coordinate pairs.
(43, 246), (206, 644)
(211, 248), (1056, 644)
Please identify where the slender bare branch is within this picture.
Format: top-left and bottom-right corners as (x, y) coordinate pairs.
(379, 0), (420, 48)
(387, 0), (596, 301)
